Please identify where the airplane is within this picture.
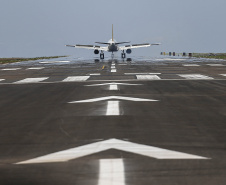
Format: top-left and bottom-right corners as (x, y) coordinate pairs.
(66, 25), (160, 59)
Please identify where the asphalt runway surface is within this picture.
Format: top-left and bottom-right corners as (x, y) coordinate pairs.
(0, 57), (226, 185)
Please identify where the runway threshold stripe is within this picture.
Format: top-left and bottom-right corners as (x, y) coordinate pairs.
(220, 74), (226, 77)
(98, 159), (125, 185)
(106, 101), (119, 115)
(207, 64), (225, 66)
(27, 67), (45, 70)
(125, 73), (161, 75)
(0, 79), (5, 82)
(14, 77), (48, 84)
(1, 68), (21, 71)
(183, 64), (200, 66)
(111, 69), (117, 72)
(179, 74), (214, 80)
(136, 75), (161, 80)
(39, 61), (70, 64)
(63, 76), (90, 82)
(89, 73), (101, 75)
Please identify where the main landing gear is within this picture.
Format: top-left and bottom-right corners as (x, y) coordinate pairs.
(100, 51), (104, 59)
(121, 50), (126, 59)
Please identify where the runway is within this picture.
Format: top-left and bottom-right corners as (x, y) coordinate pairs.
(0, 57), (226, 185)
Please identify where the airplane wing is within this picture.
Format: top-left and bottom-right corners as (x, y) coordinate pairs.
(119, 43), (160, 51)
(66, 45), (108, 51)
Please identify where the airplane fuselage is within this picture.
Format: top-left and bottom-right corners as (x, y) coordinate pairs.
(108, 43), (118, 52)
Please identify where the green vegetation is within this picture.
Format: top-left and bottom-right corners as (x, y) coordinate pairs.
(0, 56), (68, 64)
(192, 53), (226, 59)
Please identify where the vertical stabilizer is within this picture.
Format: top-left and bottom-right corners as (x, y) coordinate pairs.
(112, 24), (114, 41)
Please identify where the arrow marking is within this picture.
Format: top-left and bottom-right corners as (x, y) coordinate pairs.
(109, 84), (118, 90)
(106, 101), (120, 115)
(68, 96), (158, 103)
(99, 159), (125, 185)
(16, 139), (209, 164)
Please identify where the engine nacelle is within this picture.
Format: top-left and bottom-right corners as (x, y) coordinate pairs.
(126, 49), (132, 54)
(94, 50), (99, 54)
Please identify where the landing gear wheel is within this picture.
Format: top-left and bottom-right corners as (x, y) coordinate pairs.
(121, 53), (126, 59)
(100, 53), (104, 59)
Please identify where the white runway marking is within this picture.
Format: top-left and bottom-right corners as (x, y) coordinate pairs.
(220, 74), (226, 77)
(112, 63), (115, 66)
(111, 69), (117, 72)
(106, 101), (120, 115)
(26, 67), (44, 70)
(179, 74), (214, 80)
(14, 77), (48, 84)
(125, 73), (161, 75)
(0, 79), (5, 82)
(207, 64), (225, 66)
(89, 73), (100, 75)
(136, 75), (161, 80)
(85, 82), (142, 86)
(39, 61), (70, 64)
(1, 68), (21, 71)
(183, 64), (200, 67)
(109, 84), (118, 90)
(118, 64), (127, 65)
(69, 96), (159, 103)
(156, 58), (186, 61)
(98, 159), (125, 185)
(111, 66), (116, 69)
(63, 76), (90, 82)
(16, 139), (208, 164)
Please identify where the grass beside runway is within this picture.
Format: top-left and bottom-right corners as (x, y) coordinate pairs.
(193, 53), (226, 59)
(0, 56), (68, 64)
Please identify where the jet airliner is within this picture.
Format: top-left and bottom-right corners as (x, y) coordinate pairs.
(66, 25), (160, 59)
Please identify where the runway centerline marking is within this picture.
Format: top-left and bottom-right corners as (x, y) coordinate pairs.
(63, 76), (90, 82)
(98, 159), (125, 185)
(14, 77), (48, 84)
(109, 84), (118, 90)
(136, 75), (161, 80)
(106, 101), (120, 115)
(16, 138), (209, 164)
(179, 74), (214, 80)
(1, 68), (21, 71)
(68, 96), (159, 103)
(85, 82), (142, 86)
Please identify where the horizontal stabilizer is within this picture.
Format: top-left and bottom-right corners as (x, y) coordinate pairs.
(66, 45), (76, 47)
(95, 42), (109, 45)
(116, 42), (131, 45)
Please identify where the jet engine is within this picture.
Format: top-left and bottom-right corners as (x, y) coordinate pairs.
(94, 50), (99, 54)
(126, 49), (132, 54)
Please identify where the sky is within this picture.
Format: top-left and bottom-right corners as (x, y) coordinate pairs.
(0, 0), (226, 58)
